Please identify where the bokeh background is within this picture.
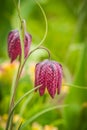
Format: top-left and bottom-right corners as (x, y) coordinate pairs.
(0, 0), (87, 130)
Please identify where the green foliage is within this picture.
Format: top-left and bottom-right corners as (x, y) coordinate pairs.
(0, 0), (87, 130)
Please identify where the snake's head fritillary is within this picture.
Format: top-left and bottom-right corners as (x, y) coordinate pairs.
(8, 29), (32, 62)
(35, 59), (63, 98)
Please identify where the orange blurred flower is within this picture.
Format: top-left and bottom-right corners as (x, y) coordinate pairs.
(44, 125), (58, 130)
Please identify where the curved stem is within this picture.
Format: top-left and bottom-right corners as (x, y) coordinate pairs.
(63, 83), (87, 89)
(19, 104), (69, 130)
(17, 46), (51, 81)
(6, 62), (22, 130)
(13, 0), (22, 23)
(6, 0), (48, 129)
(29, 46), (51, 59)
(20, 20), (27, 64)
(6, 1), (25, 130)
(33, 0), (48, 46)
(15, 0), (48, 80)
(18, 0), (20, 11)
(5, 86), (41, 130)
(10, 63), (21, 112)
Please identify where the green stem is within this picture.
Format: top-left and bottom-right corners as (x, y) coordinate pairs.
(27, 46), (51, 61)
(33, 0), (48, 47)
(30, 46), (51, 59)
(9, 62), (21, 112)
(6, 0), (48, 129)
(6, 1), (25, 130)
(13, 0), (22, 22)
(13, 0), (25, 65)
(15, 94), (33, 130)
(18, 46), (51, 80)
(13, 0), (25, 66)
(19, 104), (69, 130)
(6, 62), (22, 130)
(5, 86), (41, 130)
(19, 20), (26, 64)
(63, 83), (87, 89)
(14, 0), (49, 77)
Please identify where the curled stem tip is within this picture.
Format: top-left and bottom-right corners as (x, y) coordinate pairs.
(39, 46), (51, 59)
(24, 46), (51, 67)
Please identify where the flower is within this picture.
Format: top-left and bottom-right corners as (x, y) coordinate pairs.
(44, 125), (58, 130)
(32, 122), (42, 130)
(8, 29), (32, 62)
(35, 59), (63, 98)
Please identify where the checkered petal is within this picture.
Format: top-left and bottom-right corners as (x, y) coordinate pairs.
(46, 63), (57, 98)
(8, 30), (32, 62)
(35, 60), (48, 95)
(34, 59), (63, 98)
(53, 62), (62, 94)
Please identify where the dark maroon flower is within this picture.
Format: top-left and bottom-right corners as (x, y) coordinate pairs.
(35, 59), (63, 98)
(8, 29), (32, 62)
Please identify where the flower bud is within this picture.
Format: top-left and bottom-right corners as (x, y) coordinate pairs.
(35, 59), (63, 98)
(8, 29), (32, 62)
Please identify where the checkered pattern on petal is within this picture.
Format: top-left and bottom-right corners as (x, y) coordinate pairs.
(38, 64), (47, 96)
(24, 33), (32, 58)
(8, 30), (21, 62)
(35, 60), (48, 94)
(8, 30), (32, 62)
(53, 62), (62, 94)
(46, 63), (57, 98)
(57, 64), (62, 94)
(34, 60), (63, 98)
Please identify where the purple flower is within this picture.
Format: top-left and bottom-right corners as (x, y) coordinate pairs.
(8, 29), (32, 62)
(35, 59), (63, 98)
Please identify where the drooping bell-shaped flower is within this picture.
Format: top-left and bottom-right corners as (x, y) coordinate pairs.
(8, 29), (32, 62)
(35, 59), (63, 98)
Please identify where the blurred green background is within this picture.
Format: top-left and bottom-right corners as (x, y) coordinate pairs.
(0, 0), (87, 130)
